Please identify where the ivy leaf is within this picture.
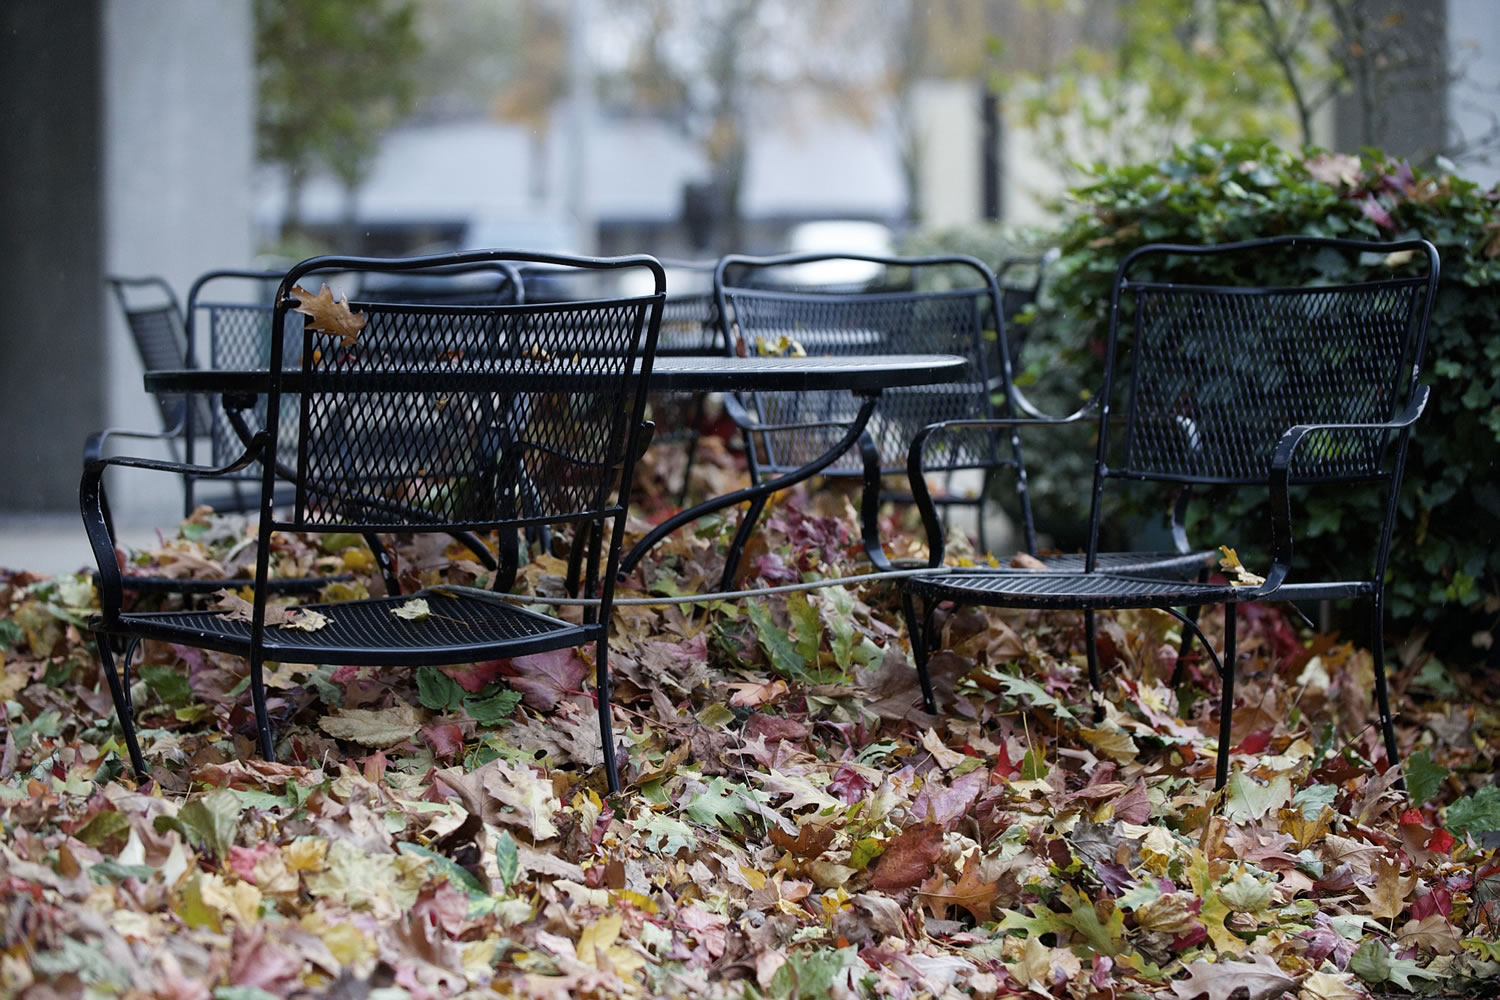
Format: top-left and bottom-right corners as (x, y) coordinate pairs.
(493, 830), (519, 891)
(683, 776), (755, 834)
(1404, 751), (1449, 805)
(463, 688), (522, 726)
(746, 600), (809, 682)
(997, 672), (1075, 720)
(173, 787), (243, 859)
(416, 665), (465, 713)
(1444, 785), (1500, 837)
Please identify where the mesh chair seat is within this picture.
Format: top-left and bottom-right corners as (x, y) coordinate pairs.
(906, 567), (1240, 610)
(101, 591), (589, 665)
(1031, 549), (1214, 577)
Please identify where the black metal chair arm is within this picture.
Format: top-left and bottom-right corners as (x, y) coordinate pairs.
(1007, 385), (1098, 423)
(84, 422), (188, 465)
(1264, 384), (1431, 593)
(80, 432), (271, 624)
(83, 432), (270, 480)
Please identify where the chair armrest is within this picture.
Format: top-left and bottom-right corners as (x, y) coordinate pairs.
(83, 432), (269, 479)
(83, 424), (185, 465)
(1008, 385), (1098, 423)
(1265, 384), (1431, 592)
(81, 432), (271, 621)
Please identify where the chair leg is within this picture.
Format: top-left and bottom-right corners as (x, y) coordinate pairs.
(1370, 591), (1403, 789)
(595, 636), (621, 794)
(718, 494), (769, 591)
(902, 590), (940, 714)
(1084, 610), (1105, 723)
(96, 633), (148, 776)
(248, 652), (276, 761)
(1214, 605), (1237, 791)
(1170, 569), (1210, 687)
(675, 393), (706, 507)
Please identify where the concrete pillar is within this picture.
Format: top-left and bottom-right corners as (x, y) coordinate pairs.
(101, 0), (256, 519)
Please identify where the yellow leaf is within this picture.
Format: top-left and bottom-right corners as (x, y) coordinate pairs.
(1359, 855), (1412, 922)
(391, 598), (431, 621)
(1004, 935), (1054, 991)
(577, 912), (622, 967)
(284, 837), (329, 873)
(1300, 970), (1365, 1000)
(1080, 727), (1140, 764)
(739, 866), (768, 891)
(292, 283), (367, 347)
(1217, 545), (1266, 587)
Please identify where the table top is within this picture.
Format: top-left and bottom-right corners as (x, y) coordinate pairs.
(144, 353), (971, 396)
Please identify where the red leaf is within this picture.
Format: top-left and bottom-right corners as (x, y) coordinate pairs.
(1426, 828), (1456, 855)
(505, 648), (589, 711)
(743, 714), (810, 744)
(1410, 885), (1452, 921)
(442, 659), (507, 693)
(869, 822), (944, 892)
(992, 740), (1019, 780)
(829, 763), (873, 804)
(1399, 808), (1426, 825)
(1232, 729), (1272, 755)
(422, 724), (466, 763)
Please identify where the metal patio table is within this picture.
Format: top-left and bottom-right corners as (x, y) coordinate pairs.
(145, 352), (971, 577)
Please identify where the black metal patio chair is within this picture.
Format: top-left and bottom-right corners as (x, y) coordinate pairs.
(98, 273), (360, 601)
(709, 252), (997, 586)
(98, 276), (217, 495)
(899, 235), (1440, 790)
(710, 251), (1207, 589)
(83, 249), (666, 793)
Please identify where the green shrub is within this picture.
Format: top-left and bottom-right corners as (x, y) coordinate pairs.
(1017, 138), (1500, 660)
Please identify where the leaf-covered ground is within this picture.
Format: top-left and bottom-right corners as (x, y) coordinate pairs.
(2, 442), (1498, 999)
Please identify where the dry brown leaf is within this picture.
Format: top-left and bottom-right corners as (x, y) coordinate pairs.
(292, 283), (367, 347)
(1009, 552), (1049, 570)
(211, 590), (329, 631)
(869, 822), (943, 892)
(317, 705), (421, 748)
(1169, 953), (1296, 1000)
(923, 853), (1000, 924)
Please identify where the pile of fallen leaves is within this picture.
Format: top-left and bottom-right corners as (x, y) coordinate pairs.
(1, 448), (1498, 999)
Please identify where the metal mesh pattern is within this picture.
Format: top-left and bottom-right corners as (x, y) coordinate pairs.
(207, 304), (302, 476)
(906, 569), (1238, 610)
(119, 303), (216, 435)
(649, 291), (721, 442)
(120, 591), (585, 663)
(288, 297), (653, 528)
(728, 287), (992, 476)
(1123, 279), (1425, 482)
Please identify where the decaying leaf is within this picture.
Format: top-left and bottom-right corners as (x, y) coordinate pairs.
(318, 705), (421, 748)
(212, 590), (329, 631)
(1218, 545), (1266, 587)
(391, 598), (431, 621)
(291, 283), (367, 347)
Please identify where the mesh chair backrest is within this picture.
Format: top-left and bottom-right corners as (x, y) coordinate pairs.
(715, 254), (1005, 475)
(1110, 238), (1438, 485)
(107, 276), (209, 433)
(187, 271), (299, 475)
(265, 254), (663, 533)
